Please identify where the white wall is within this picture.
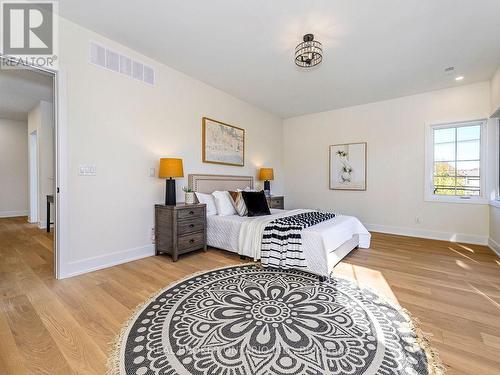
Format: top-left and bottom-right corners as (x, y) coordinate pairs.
(283, 82), (491, 244)
(0, 119), (28, 217)
(57, 19), (284, 277)
(28, 101), (54, 227)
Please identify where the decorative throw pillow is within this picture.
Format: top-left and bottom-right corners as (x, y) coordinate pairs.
(241, 191), (271, 217)
(194, 192), (217, 216)
(212, 191), (237, 216)
(229, 191), (248, 216)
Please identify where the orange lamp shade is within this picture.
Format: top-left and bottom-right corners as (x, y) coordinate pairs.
(259, 168), (274, 181)
(159, 158), (184, 178)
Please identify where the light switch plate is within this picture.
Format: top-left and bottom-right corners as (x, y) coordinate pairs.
(149, 168), (156, 177)
(79, 164), (96, 176)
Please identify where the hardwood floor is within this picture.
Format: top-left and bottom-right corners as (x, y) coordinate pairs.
(1, 216), (499, 374)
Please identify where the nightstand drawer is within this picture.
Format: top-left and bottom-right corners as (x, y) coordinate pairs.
(178, 218), (205, 235)
(268, 196), (284, 209)
(178, 231), (205, 252)
(177, 206), (204, 220)
(270, 199), (283, 208)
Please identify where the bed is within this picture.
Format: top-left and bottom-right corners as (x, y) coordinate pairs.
(189, 174), (371, 277)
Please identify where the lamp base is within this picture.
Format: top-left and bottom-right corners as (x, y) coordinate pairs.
(165, 178), (176, 205)
(264, 180), (271, 197)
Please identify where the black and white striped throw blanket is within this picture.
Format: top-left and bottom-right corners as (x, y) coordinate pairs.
(261, 211), (336, 269)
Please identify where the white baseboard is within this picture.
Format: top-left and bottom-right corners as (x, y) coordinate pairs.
(38, 223), (54, 230)
(488, 238), (500, 256)
(0, 210), (28, 218)
(365, 223), (489, 246)
(60, 244), (155, 279)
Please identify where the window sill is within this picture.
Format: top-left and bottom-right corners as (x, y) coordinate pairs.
(490, 200), (500, 209)
(425, 195), (489, 205)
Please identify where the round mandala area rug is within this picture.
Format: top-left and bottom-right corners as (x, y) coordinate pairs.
(108, 265), (444, 375)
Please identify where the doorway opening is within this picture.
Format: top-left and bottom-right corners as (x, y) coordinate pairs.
(0, 59), (58, 277)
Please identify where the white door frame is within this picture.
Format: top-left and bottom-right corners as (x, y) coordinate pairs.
(29, 130), (38, 223)
(1, 55), (67, 279)
(54, 69), (69, 279)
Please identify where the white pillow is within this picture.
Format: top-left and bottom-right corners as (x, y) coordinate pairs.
(212, 191), (237, 216)
(194, 192), (217, 216)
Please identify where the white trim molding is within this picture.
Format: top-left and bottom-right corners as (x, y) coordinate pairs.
(488, 238), (500, 256)
(55, 69), (68, 280)
(60, 244), (155, 279)
(37, 223), (54, 230)
(365, 223), (488, 246)
(0, 210), (28, 218)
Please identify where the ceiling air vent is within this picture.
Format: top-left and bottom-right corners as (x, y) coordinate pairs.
(105, 49), (119, 72)
(132, 61), (144, 81)
(119, 55), (132, 76)
(89, 41), (155, 86)
(90, 42), (105, 67)
(144, 65), (155, 85)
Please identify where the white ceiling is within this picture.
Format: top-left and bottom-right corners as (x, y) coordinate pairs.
(0, 68), (53, 121)
(60, 0), (500, 118)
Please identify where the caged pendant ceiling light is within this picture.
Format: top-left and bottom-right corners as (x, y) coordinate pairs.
(294, 34), (323, 68)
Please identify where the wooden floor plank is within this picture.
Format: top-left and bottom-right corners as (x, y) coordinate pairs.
(0, 311), (28, 375)
(32, 294), (107, 374)
(1, 295), (73, 375)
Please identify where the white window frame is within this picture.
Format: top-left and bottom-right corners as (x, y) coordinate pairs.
(425, 119), (488, 205)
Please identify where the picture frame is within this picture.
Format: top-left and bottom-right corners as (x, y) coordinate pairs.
(329, 142), (367, 191)
(202, 117), (245, 167)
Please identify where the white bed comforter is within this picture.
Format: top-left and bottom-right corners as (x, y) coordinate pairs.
(238, 209), (371, 274)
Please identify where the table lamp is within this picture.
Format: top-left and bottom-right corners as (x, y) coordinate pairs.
(159, 158), (184, 205)
(259, 168), (274, 196)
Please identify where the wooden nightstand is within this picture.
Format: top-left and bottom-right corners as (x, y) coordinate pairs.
(266, 195), (285, 209)
(155, 203), (207, 261)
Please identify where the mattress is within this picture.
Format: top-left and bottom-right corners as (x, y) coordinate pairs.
(207, 213), (250, 252)
(207, 210), (370, 276)
(207, 209), (285, 252)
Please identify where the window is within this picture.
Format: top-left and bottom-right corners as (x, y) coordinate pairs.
(426, 120), (487, 203)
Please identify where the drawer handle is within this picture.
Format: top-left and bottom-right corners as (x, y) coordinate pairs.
(189, 239), (195, 243)
(189, 224), (195, 228)
(189, 211), (194, 215)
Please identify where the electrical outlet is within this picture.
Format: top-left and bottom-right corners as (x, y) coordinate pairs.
(150, 227), (155, 242)
(415, 217), (422, 224)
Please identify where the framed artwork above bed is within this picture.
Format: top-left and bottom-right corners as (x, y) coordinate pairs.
(329, 142), (367, 191)
(202, 117), (245, 166)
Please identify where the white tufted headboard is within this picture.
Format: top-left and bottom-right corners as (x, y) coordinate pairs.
(188, 174), (254, 194)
